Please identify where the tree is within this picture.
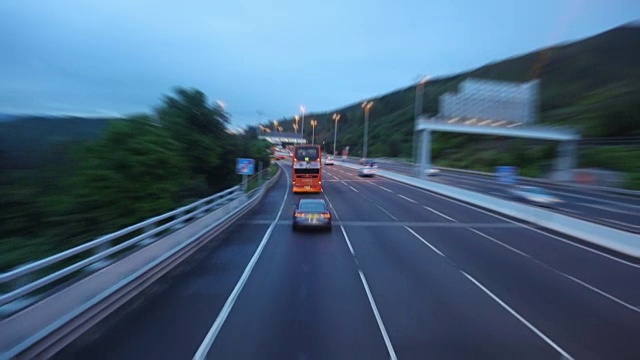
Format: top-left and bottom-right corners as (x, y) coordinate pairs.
(66, 115), (188, 239)
(157, 87), (232, 192)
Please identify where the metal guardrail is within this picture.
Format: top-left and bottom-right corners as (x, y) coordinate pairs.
(0, 166), (281, 359)
(0, 168), (273, 311)
(434, 166), (640, 197)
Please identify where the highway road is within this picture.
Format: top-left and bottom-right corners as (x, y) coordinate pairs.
(55, 161), (640, 359)
(343, 158), (640, 233)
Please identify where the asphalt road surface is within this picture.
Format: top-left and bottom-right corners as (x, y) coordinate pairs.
(56, 161), (640, 359)
(343, 158), (640, 233)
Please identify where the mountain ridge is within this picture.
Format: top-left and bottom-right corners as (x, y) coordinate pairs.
(270, 23), (640, 159)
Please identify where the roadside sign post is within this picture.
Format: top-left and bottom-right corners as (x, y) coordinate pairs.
(495, 166), (517, 186)
(236, 158), (255, 192)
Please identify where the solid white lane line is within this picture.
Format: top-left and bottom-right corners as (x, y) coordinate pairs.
(398, 194), (417, 203)
(340, 226), (397, 360)
(193, 168), (290, 360)
(404, 226), (445, 257)
(460, 271), (574, 360)
(349, 186), (359, 192)
(423, 206), (457, 222)
(389, 180), (640, 269)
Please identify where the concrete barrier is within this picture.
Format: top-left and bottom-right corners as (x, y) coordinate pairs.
(338, 162), (640, 258)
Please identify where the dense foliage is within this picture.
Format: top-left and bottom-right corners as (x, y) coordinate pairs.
(0, 88), (271, 270)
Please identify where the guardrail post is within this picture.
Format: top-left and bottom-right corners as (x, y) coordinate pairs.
(86, 241), (112, 271)
(0, 264), (39, 316)
(138, 223), (157, 246)
(172, 209), (187, 231)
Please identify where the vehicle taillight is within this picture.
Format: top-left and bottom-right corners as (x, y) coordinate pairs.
(295, 212), (305, 217)
(321, 212), (331, 219)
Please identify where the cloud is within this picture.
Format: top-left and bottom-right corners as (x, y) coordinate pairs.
(1, 0), (640, 126)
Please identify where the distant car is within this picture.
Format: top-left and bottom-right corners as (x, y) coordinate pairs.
(509, 186), (563, 207)
(363, 160), (377, 168)
(325, 156), (335, 165)
(358, 166), (376, 177)
(292, 199), (332, 231)
(424, 167), (440, 176)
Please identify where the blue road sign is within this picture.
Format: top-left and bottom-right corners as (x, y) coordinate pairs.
(495, 166), (517, 185)
(236, 158), (255, 175)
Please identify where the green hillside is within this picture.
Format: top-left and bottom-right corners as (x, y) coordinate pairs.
(0, 116), (115, 170)
(270, 24), (640, 160)
(0, 89), (273, 270)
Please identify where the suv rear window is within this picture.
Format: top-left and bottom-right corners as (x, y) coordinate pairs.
(299, 201), (326, 212)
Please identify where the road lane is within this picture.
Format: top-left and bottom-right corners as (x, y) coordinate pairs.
(205, 223), (390, 359)
(321, 169), (563, 358)
(205, 165), (390, 359)
(338, 165), (640, 308)
(414, 225), (640, 359)
(340, 158), (640, 231)
(54, 169), (290, 360)
(330, 166), (640, 359)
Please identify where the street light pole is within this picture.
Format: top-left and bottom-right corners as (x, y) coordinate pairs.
(310, 119), (317, 145)
(332, 113), (341, 156)
(412, 76), (429, 173)
(294, 115), (300, 134)
(361, 101), (373, 159)
(300, 105), (306, 142)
